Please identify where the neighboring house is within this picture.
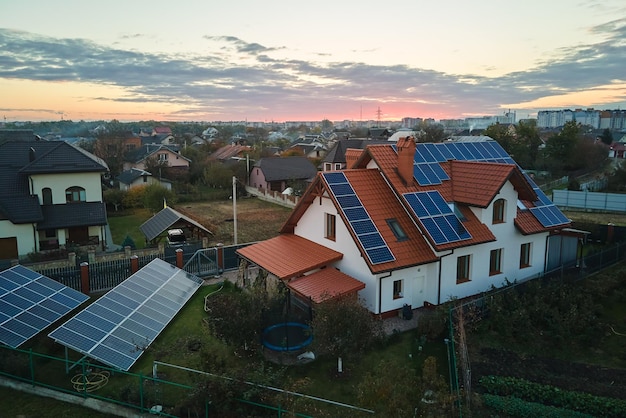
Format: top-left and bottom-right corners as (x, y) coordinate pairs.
(124, 144), (190, 174)
(0, 137), (109, 260)
(152, 126), (173, 137)
(116, 168), (172, 191)
(238, 137), (580, 316)
(322, 138), (390, 172)
(209, 144), (252, 162)
(288, 137), (328, 159)
(249, 156), (318, 193)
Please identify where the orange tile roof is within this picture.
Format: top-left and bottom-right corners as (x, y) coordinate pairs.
(287, 268), (365, 303)
(450, 160), (516, 207)
(236, 235), (343, 280)
(341, 169), (440, 272)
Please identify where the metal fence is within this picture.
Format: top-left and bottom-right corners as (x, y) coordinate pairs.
(0, 345), (313, 417)
(29, 243), (251, 295)
(553, 189), (626, 212)
(445, 241), (626, 416)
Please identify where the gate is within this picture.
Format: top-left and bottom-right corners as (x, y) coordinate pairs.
(183, 248), (219, 278)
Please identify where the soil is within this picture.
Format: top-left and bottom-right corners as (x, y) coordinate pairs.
(471, 346), (626, 400)
(175, 196), (292, 245)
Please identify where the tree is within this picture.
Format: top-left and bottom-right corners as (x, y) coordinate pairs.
(515, 120), (542, 169)
(543, 121), (580, 173)
(310, 296), (384, 373)
(143, 184), (176, 212)
(600, 128), (614, 145)
(484, 123), (515, 155)
(418, 122), (446, 143)
(103, 188), (126, 212)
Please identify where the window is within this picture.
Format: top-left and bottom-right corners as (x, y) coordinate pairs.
(387, 219), (408, 241)
(325, 213), (336, 240)
(158, 153), (168, 161)
(489, 248), (503, 276)
(334, 163), (342, 170)
(324, 163), (332, 171)
(393, 279), (403, 299)
(520, 243), (532, 268)
(65, 186), (86, 203)
(42, 187), (52, 205)
(457, 255), (471, 283)
(493, 198), (506, 224)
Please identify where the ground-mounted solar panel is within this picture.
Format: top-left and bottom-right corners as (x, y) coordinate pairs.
(322, 172), (395, 265)
(48, 258), (203, 371)
(404, 191), (472, 245)
(0, 265), (88, 348)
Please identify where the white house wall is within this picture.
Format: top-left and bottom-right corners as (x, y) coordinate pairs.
(294, 193), (381, 311)
(439, 180), (548, 303)
(0, 220), (35, 257)
(31, 172), (104, 204)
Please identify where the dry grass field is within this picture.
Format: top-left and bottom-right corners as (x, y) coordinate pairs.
(175, 196), (293, 245)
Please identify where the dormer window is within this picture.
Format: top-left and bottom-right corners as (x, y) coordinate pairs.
(493, 198), (506, 224)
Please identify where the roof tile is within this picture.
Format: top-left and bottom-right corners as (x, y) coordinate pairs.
(237, 235), (343, 279)
(288, 268), (365, 303)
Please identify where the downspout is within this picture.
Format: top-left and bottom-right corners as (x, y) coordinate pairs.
(378, 271), (392, 314)
(437, 250), (455, 305)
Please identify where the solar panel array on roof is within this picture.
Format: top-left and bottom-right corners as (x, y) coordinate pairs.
(323, 172), (395, 264)
(392, 139), (569, 228)
(523, 173), (570, 227)
(0, 265), (88, 348)
(48, 258), (203, 371)
(403, 191), (472, 245)
(393, 140), (515, 186)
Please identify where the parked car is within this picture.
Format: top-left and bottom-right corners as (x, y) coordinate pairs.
(167, 229), (186, 246)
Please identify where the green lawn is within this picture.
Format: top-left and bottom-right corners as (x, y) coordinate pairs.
(107, 208), (153, 249)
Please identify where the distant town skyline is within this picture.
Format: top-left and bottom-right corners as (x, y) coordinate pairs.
(1, 0), (626, 123)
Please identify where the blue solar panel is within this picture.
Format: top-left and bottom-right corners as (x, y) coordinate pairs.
(344, 206), (369, 222)
(337, 195), (361, 209)
(323, 171), (349, 185)
(0, 265), (88, 348)
(422, 143), (447, 162)
(329, 183), (354, 197)
(437, 143), (455, 160)
(413, 165), (430, 185)
(365, 246), (395, 264)
(324, 171), (396, 265)
(404, 191), (472, 245)
(417, 144), (436, 163)
(351, 219), (377, 235)
(49, 258), (203, 371)
(430, 162), (450, 181)
(530, 206), (570, 227)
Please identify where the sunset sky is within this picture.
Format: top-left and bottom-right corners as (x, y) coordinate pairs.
(1, 0), (625, 123)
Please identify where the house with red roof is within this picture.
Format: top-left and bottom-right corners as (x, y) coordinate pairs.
(237, 136), (579, 317)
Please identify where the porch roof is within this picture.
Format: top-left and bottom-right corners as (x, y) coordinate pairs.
(236, 234), (343, 280)
(287, 268), (365, 303)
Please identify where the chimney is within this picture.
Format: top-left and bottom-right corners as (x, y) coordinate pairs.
(397, 136), (415, 186)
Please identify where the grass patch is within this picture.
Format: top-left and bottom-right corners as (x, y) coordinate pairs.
(107, 208), (152, 249)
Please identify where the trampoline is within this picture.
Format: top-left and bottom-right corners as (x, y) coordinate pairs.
(262, 322), (313, 352)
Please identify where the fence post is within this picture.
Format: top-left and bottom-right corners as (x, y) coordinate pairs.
(216, 243), (224, 272)
(80, 262), (90, 295)
(130, 255), (139, 274)
(176, 248), (183, 269)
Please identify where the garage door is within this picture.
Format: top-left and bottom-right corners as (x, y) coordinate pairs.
(0, 237), (18, 260)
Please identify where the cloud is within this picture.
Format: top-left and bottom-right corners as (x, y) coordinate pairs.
(1, 25), (625, 121)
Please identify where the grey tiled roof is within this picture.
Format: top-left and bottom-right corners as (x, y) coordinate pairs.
(117, 168), (151, 185)
(323, 139), (390, 164)
(139, 207), (212, 241)
(253, 157), (318, 182)
(37, 202), (107, 230)
(0, 140), (107, 224)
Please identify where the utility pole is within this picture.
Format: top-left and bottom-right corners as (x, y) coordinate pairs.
(232, 176), (238, 245)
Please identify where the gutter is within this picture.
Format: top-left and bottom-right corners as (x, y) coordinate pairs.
(437, 250), (455, 305)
